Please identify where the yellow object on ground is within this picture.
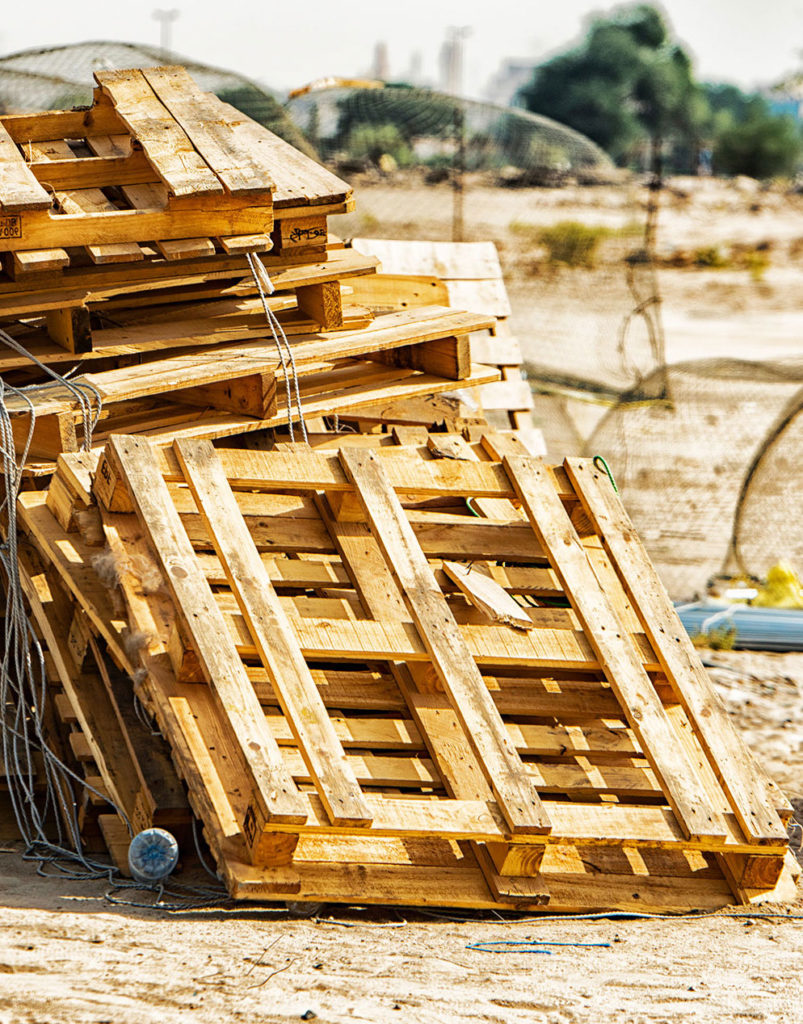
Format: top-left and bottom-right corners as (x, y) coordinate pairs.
(752, 562), (803, 609)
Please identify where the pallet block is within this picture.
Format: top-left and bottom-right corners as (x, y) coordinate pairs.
(17, 433), (792, 910)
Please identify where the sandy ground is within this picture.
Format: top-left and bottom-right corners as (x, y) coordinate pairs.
(2, 177), (802, 1022)
(0, 650), (800, 1024)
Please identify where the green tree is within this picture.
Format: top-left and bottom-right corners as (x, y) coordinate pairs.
(519, 4), (704, 171)
(714, 99), (801, 178)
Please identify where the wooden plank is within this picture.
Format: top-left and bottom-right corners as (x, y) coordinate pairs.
(215, 101), (350, 208)
(504, 455), (727, 843)
(105, 434), (308, 844)
(351, 239), (503, 280)
(445, 279), (511, 318)
(565, 457), (789, 844)
(1, 105), (125, 144)
(10, 248), (70, 273)
(174, 438), (372, 828)
(94, 69), (224, 198)
(140, 66), (275, 197)
(348, 274), (450, 311)
(339, 447), (552, 836)
(0, 192), (273, 254)
(0, 120), (52, 212)
(151, 443), (567, 499)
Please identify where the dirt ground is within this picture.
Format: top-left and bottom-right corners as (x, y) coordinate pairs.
(2, 177), (803, 1022)
(0, 650), (800, 1024)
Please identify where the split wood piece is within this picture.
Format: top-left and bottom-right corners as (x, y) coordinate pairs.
(94, 70), (224, 199)
(504, 454), (726, 843)
(443, 561), (534, 630)
(104, 434), (308, 852)
(28, 139), (144, 265)
(564, 457), (789, 844)
(174, 438), (371, 828)
(339, 447), (551, 836)
(139, 66), (275, 197)
(0, 121), (52, 212)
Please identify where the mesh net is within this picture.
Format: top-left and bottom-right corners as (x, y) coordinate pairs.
(0, 53), (801, 600)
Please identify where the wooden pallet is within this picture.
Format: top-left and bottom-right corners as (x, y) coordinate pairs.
(16, 432), (795, 910)
(6, 305), (498, 461)
(350, 239), (542, 448)
(0, 66), (352, 276)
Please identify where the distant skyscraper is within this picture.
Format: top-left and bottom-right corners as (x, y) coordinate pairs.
(372, 41), (390, 82)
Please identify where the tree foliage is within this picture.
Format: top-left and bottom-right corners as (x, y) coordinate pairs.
(714, 100), (801, 178)
(519, 5), (700, 167)
(518, 2), (802, 178)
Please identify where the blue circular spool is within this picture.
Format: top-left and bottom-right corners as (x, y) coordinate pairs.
(127, 828), (179, 883)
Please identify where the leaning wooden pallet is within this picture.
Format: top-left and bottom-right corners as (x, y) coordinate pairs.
(16, 432), (795, 910)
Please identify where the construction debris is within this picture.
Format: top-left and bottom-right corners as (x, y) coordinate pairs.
(0, 67), (796, 912)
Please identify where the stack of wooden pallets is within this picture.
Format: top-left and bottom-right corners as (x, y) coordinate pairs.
(0, 66), (499, 468)
(16, 429), (797, 910)
(1, 67), (796, 911)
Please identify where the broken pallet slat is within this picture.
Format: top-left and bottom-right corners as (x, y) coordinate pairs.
(0, 121), (52, 212)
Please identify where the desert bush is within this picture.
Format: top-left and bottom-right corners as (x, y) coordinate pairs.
(693, 245), (730, 268)
(345, 124), (412, 168)
(691, 625), (737, 650)
(537, 220), (610, 268)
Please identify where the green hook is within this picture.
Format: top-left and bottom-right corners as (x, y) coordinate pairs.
(592, 455), (618, 493)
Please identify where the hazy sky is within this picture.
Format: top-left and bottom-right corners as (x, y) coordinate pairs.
(0, 0), (801, 98)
